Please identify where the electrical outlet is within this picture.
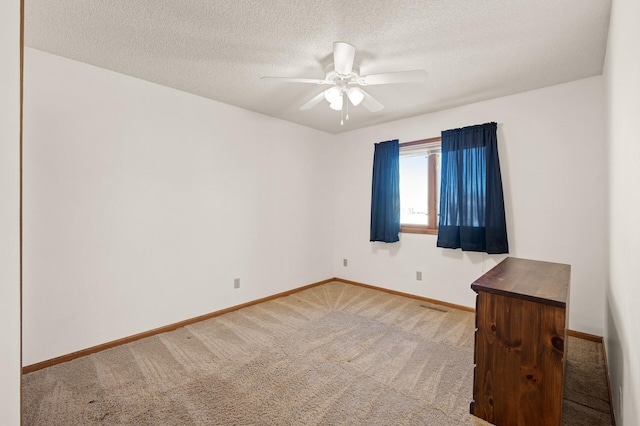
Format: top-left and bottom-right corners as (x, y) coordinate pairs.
(234, 278), (240, 289)
(343, 258), (348, 267)
(416, 271), (423, 281)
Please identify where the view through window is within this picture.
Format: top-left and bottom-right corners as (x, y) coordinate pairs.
(399, 138), (441, 234)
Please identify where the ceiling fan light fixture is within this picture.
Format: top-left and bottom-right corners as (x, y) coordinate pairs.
(324, 86), (342, 104)
(347, 87), (364, 106)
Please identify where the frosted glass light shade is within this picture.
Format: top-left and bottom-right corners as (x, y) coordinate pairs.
(324, 86), (342, 104)
(329, 95), (343, 111)
(347, 87), (364, 106)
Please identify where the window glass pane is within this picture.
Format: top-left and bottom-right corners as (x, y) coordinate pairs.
(400, 155), (429, 225)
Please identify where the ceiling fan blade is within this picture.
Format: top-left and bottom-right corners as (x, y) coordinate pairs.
(299, 92), (326, 110)
(360, 70), (428, 85)
(361, 90), (384, 112)
(333, 42), (356, 75)
(261, 76), (328, 84)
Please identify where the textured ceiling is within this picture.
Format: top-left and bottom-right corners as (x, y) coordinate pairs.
(25, 0), (611, 134)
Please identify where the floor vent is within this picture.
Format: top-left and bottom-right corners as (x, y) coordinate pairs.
(420, 304), (448, 313)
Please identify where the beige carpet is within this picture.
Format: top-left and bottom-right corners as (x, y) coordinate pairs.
(563, 337), (613, 426)
(22, 281), (612, 425)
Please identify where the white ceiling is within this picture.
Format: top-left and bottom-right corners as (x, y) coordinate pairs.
(24, 0), (611, 134)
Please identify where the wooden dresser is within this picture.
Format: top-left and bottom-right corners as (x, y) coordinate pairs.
(470, 257), (571, 425)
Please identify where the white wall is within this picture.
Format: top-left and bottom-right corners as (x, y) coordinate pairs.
(0, 1), (22, 425)
(22, 43), (612, 393)
(604, 0), (640, 423)
(333, 76), (608, 336)
(23, 48), (335, 366)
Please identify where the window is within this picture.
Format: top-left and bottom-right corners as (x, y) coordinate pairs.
(399, 137), (441, 234)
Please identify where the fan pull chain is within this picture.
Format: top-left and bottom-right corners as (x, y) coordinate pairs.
(346, 98), (350, 121)
(340, 94), (349, 126)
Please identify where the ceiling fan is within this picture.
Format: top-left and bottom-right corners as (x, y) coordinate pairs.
(262, 42), (427, 123)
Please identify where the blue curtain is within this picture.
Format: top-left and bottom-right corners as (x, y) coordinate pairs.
(370, 140), (400, 243)
(437, 122), (508, 254)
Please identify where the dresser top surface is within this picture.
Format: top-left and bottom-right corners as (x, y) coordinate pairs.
(471, 257), (570, 307)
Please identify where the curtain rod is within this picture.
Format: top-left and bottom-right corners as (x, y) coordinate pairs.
(399, 136), (441, 147)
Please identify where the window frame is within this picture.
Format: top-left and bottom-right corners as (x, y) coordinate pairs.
(399, 136), (441, 235)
